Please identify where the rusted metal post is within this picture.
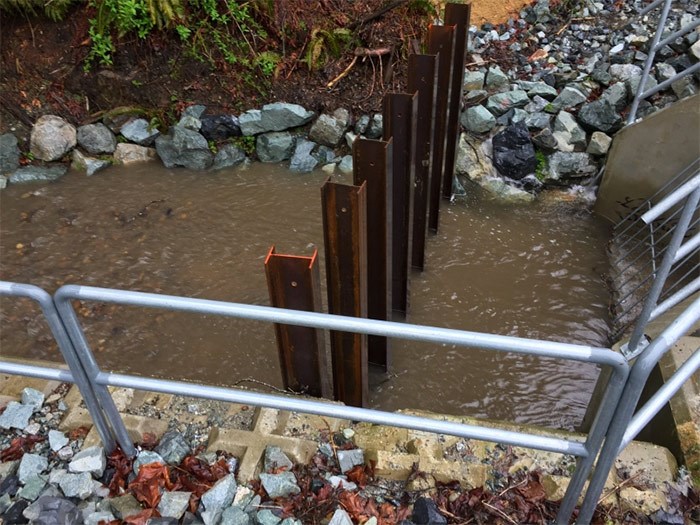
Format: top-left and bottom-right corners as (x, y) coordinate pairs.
(321, 180), (369, 407)
(383, 92), (417, 316)
(407, 54), (438, 270)
(443, 2), (472, 200)
(264, 247), (332, 398)
(427, 24), (455, 233)
(353, 138), (393, 370)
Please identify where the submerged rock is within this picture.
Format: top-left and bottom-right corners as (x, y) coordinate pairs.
(0, 133), (20, 174)
(8, 166), (68, 185)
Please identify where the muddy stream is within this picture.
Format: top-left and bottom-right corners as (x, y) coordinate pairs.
(0, 163), (612, 430)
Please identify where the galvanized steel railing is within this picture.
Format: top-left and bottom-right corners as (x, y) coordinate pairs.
(626, 0), (700, 125)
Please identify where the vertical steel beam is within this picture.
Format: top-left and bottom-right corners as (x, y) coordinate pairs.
(443, 2), (471, 199)
(353, 138), (393, 370)
(383, 92), (418, 316)
(408, 54), (438, 270)
(427, 24), (455, 233)
(321, 180), (369, 407)
(264, 247), (331, 398)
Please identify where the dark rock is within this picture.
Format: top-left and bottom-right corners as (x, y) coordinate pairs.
(147, 518), (179, 525)
(0, 475), (19, 497)
(77, 123), (117, 155)
(591, 68), (612, 86)
(412, 497), (447, 525)
(577, 99), (622, 133)
(155, 126), (214, 170)
(365, 114), (383, 139)
(354, 115), (370, 134)
(25, 496), (80, 525)
(492, 123), (537, 180)
(200, 115), (241, 141)
(0, 133), (20, 174)
(3, 500), (29, 524)
(532, 128), (558, 153)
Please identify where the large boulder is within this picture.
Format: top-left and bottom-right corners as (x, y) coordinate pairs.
(155, 126), (214, 170)
(546, 151), (597, 183)
(492, 122), (537, 180)
(552, 111), (587, 151)
(485, 91), (530, 116)
(550, 86), (587, 111)
(114, 143), (157, 165)
(261, 103), (314, 132)
(77, 123), (117, 154)
(309, 113), (347, 147)
(30, 115), (77, 161)
(460, 106), (496, 134)
(256, 132), (295, 162)
(0, 133), (20, 174)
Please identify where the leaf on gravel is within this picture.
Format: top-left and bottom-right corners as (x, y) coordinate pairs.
(138, 432), (158, 451)
(517, 478), (546, 502)
(130, 463), (173, 508)
(123, 508), (160, 525)
(0, 435), (45, 461)
(346, 464), (370, 488)
(107, 447), (134, 496)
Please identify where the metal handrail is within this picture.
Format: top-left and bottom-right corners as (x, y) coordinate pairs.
(51, 283), (631, 525)
(641, 174), (700, 224)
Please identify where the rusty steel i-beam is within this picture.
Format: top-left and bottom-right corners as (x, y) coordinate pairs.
(353, 138), (393, 371)
(264, 247), (331, 398)
(407, 53), (438, 271)
(383, 92), (417, 315)
(321, 180), (369, 407)
(427, 24), (456, 233)
(442, 3), (471, 200)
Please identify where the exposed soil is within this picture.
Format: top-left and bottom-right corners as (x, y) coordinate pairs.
(0, 0), (531, 146)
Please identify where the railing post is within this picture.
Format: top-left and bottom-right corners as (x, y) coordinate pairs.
(383, 92), (418, 315)
(427, 24), (455, 232)
(321, 180), (369, 407)
(264, 247), (332, 398)
(407, 54), (438, 270)
(442, 2), (471, 200)
(353, 138), (393, 370)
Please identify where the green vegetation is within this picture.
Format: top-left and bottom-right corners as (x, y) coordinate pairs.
(535, 150), (548, 182)
(303, 27), (354, 71)
(231, 135), (256, 156)
(0, 0), (79, 21)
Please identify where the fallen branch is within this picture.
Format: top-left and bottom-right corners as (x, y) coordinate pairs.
(348, 0), (407, 30)
(597, 472), (643, 504)
(327, 56), (358, 89)
(354, 46), (392, 57)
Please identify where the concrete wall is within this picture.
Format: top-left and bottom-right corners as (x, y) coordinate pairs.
(594, 93), (700, 223)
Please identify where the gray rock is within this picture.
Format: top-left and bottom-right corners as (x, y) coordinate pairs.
(17, 474), (46, 501)
(86, 511), (117, 525)
(671, 76), (697, 99)
(221, 506), (251, 525)
(600, 82), (628, 112)
(354, 115), (370, 134)
(455, 133), (495, 180)
(30, 115), (77, 161)
(519, 81), (558, 100)
(0, 459), (19, 479)
(57, 446), (74, 461)
(328, 475), (357, 491)
(109, 494), (143, 519)
(510, 109), (528, 125)
(553, 111), (587, 151)
(261, 103), (314, 133)
(328, 508), (353, 525)
(485, 90), (530, 116)
(256, 509), (282, 525)
(587, 132), (612, 156)
(577, 99), (622, 133)
(333, 108), (351, 129)
(178, 115), (202, 131)
(150, 517), (179, 525)
(365, 114), (383, 139)
(69, 445), (106, 477)
(0, 494), (10, 515)
(256, 132), (295, 163)
(339, 155), (353, 174)
(239, 109), (266, 136)
(289, 140), (318, 173)
(279, 519), (301, 525)
(77, 123), (116, 154)
(201, 115), (241, 141)
(259, 472), (300, 499)
(484, 65), (509, 91)
(21, 388), (44, 410)
(0, 133), (20, 174)
(156, 431), (192, 466)
(532, 128), (559, 153)
(655, 63), (677, 84)
(465, 89), (488, 106)
(72, 149), (111, 176)
(337, 449), (364, 474)
(264, 446), (294, 473)
(547, 151), (596, 182)
(524, 112), (551, 130)
(24, 496), (81, 525)
(157, 491), (191, 519)
(120, 118), (161, 146)
(0, 402), (34, 430)
(460, 105), (496, 133)
(114, 143), (157, 164)
(627, 74), (657, 98)
(48, 430), (69, 452)
(463, 71), (485, 91)
(133, 450), (165, 474)
(58, 472), (94, 499)
(413, 497), (447, 525)
(315, 145), (338, 165)
(9, 165), (68, 185)
(200, 474), (237, 525)
(182, 105), (207, 119)
(609, 63), (643, 82)
(524, 95), (549, 113)
(309, 114), (346, 147)
(155, 126), (214, 170)
(0, 174), (7, 189)
(213, 144), (247, 170)
(551, 86), (587, 110)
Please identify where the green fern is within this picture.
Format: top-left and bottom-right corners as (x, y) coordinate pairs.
(0, 0), (80, 21)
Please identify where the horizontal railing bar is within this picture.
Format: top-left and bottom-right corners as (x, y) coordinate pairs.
(650, 277), (700, 322)
(641, 174), (700, 224)
(0, 361), (74, 383)
(55, 285), (626, 369)
(674, 233), (700, 264)
(656, 18), (700, 49)
(620, 346), (700, 451)
(641, 63), (700, 100)
(98, 371), (589, 457)
(638, 0), (666, 16)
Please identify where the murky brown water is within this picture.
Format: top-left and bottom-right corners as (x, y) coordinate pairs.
(0, 163), (611, 430)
